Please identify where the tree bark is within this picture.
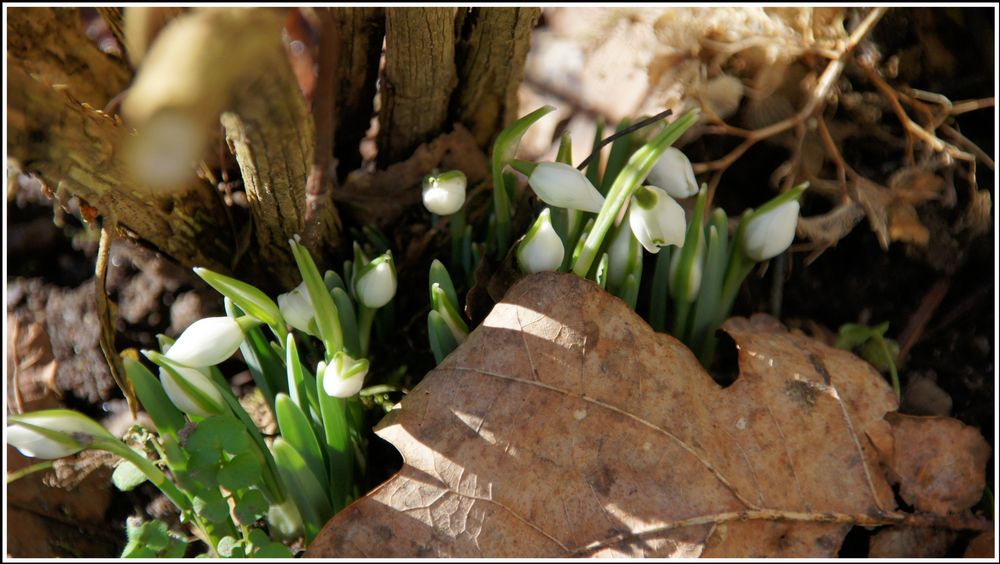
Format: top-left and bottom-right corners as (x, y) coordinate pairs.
(333, 7), (385, 177)
(122, 8), (332, 289)
(451, 7), (541, 150)
(378, 8), (458, 167)
(6, 7), (130, 108)
(7, 64), (235, 273)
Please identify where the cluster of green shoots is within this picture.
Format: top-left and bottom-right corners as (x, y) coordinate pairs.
(7, 104), (810, 557)
(7, 237), (398, 557)
(424, 105), (806, 366)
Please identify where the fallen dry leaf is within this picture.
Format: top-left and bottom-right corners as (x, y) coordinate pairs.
(964, 530), (995, 558)
(306, 273), (990, 557)
(6, 312), (62, 412)
(877, 413), (990, 515)
(867, 526), (956, 558)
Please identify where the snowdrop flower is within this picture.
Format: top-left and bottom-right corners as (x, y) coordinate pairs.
(742, 199), (800, 261)
(516, 208), (564, 274)
(627, 185), (686, 254)
(528, 162), (606, 213)
(7, 410), (113, 459)
(606, 222), (641, 292)
(145, 351), (227, 418)
(647, 147), (698, 199)
(422, 170), (467, 216)
(165, 316), (256, 368)
(278, 281), (317, 336)
(319, 352), (369, 398)
(354, 251), (397, 309)
(670, 236), (704, 303)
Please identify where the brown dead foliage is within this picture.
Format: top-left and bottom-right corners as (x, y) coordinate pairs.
(306, 273), (990, 557)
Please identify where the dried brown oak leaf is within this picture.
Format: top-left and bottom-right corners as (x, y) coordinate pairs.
(307, 272), (985, 558)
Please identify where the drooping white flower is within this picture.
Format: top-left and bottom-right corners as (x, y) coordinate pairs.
(277, 281), (317, 336)
(320, 352), (369, 398)
(148, 352), (227, 418)
(647, 147), (698, 199)
(627, 185), (686, 254)
(742, 199), (800, 261)
(606, 221), (641, 292)
(354, 251), (397, 309)
(7, 410), (113, 459)
(422, 170), (467, 216)
(527, 162), (606, 213)
(516, 208), (565, 274)
(670, 235), (705, 303)
(164, 316), (250, 368)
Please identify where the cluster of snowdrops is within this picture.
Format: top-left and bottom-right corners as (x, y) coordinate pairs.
(7, 106), (804, 557)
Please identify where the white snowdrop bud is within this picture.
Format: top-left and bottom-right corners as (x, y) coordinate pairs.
(647, 147), (698, 199)
(278, 281), (318, 336)
(422, 170), (467, 216)
(354, 251), (397, 309)
(742, 199), (800, 261)
(528, 162), (606, 213)
(7, 410), (113, 459)
(165, 316), (254, 367)
(320, 352), (369, 398)
(516, 208), (565, 274)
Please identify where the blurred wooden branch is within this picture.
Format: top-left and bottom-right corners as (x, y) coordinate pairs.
(122, 7), (186, 68)
(379, 8), (457, 167)
(123, 8), (330, 288)
(6, 7), (130, 108)
(451, 7), (541, 150)
(7, 63), (235, 273)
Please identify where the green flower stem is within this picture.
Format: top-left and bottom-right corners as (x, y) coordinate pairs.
(357, 305), (376, 358)
(449, 211), (466, 271)
(691, 211), (730, 366)
(649, 247), (673, 332)
(572, 109), (699, 278)
(491, 105), (556, 253)
(289, 238), (343, 359)
(5, 460), (54, 483)
(671, 187), (708, 343)
(875, 336), (901, 399)
(205, 367), (288, 507)
(93, 437), (190, 512)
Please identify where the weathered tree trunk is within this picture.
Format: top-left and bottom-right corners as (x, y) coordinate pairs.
(333, 7), (385, 177)
(123, 8), (329, 289)
(7, 7), (130, 108)
(451, 8), (541, 150)
(7, 6), (540, 289)
(378, 8), (458, 168)
(7, 64), (236, 272)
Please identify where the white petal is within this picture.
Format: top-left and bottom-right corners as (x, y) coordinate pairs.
(422, 174), (466, 215)
(159, 365), (225, 418)
(517, 211), (565, 274)
(528, 162), (606, 213)
(322, 353), (369, 398)
(606, 223), (636, 291)
(165, 317), (244, 367)
(356, 260), (397, 309)
(743, 200), (800, 261)
(628, 186), (686, 253)
(7, 412), (108, 459)
(647, 148), (698, 199)
(323, 372), (365, 398)
(278, 282), (316, 335)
